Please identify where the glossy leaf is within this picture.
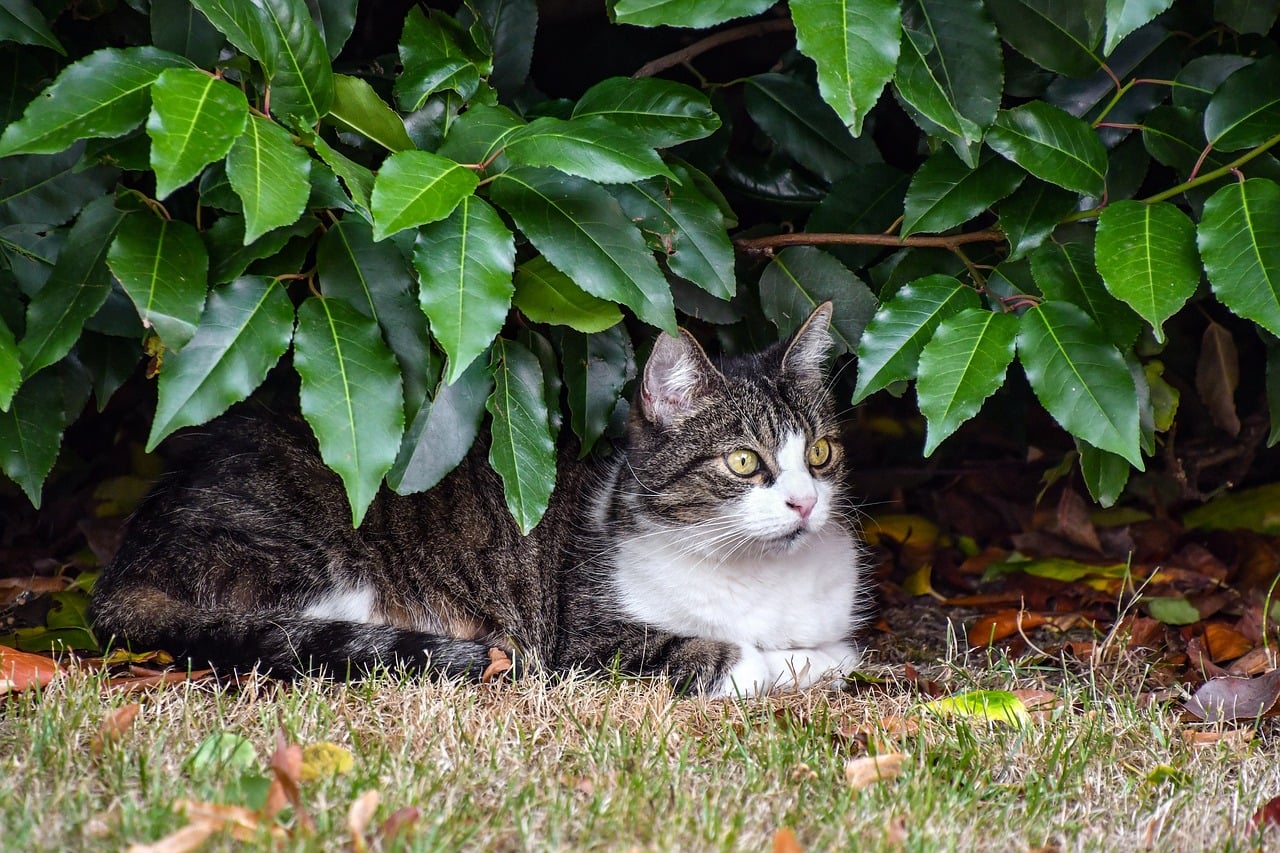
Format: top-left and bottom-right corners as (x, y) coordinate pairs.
(608, 0), (773, 27)
(743, 73), (878, 183)
(369, 150), (478, 241)
(997, 179), (1079, 261)
(326, 74), (413, 152)
(513, 257), (622, 333)
(226, 115), (312, 244)
(258, 0), (334, 124)
(395, 7), (481, 111)
(389, 357), (491, 495)
(305, 0), (358, 59)
(106, 215), (208, 350)
(0, 316), (17, 411)
(1017, 301), (1143, 467)
(1104, 0), (1173, 54)
(1030, 241), (1141, 348)
(468, 0), (536, 97)
(1095, 200), (1200, 343)
(560, 324), (633, 456)
(294, 296), (405, 527)
(1199, 178), (1280, 338)
(902, 149), (1025, 237)
(0, 368), (72, 506)
(986, 102), (1107, 197)
(790, 0), (901, 136)
(1215, 0), (1280, 33)
(572, 77), (720, 148)
(806, 166), (910, 270)
(300, 127), (373, 215)
(486, 338), (556, 535)
(917, 309), (1018, 455)
(0, 46), (190, 156)
(853, 275), (979, 402)
(148, 276), (294, 449)
(759, 247), (879, 356)
(1077, 439), (1131, 507)
(490, 166), (677, 334)
(146, 69), (249, 198)
(504, 116), (675, 184)
(1204, 55), (1280, 152)
(412, 196), (515, 384)
(0, 0), (65, 54)
(984, 0), (1101, 78)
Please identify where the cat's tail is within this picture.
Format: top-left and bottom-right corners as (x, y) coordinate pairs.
(90, 586), (499, 680)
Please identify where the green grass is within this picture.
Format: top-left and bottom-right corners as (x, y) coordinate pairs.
(2, 658), (1279, 851)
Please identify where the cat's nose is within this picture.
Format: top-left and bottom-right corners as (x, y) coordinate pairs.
(786, 495), (816, 522)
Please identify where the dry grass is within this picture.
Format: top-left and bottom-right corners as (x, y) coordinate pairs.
(3, 653), (1280, 851)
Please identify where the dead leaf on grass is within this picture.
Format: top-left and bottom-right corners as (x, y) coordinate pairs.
(377, 806), (421, 843)
(1183, 669), (1280, 722)
(177, 799), (285, 842)
(835, 716), (920, 753)
(124, 819), (219, 853)
(1181, 727), (1254, 750)
(967, 609), (1047, 647)
(299, 742), (353, 782)
(92, 702), (141, 754)
(1203, 623), (1253, 663)
(268, 730), (312, 832)
(481, 647), (513, 682)
(0, 646), (63, 694)
(1252, 795), (1280, 830)
(105, 668), (215, 694)
(844, 753), (908, 790)
(773, 827), (804, 853)
(1228, 647), (1276, 677)
(347, 789), (380, 853)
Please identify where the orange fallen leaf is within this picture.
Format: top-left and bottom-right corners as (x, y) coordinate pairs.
(177, 799), (285, 842)
(1011, 689), (1062, 720)
(844, 753), (908, 790)
(124, 819), (219, 853)
(268, 731), (312, 832)
(773, 827), (804, 853)
(481, 648), (513, 682)
(92, 703), (141, 755)
(1181, 727), (1254, 750)
(1252, 795), (1280, 830)
(0, 647), (64, 694)
(347, 790), (380, 853)
(1228, 647), (1277, 677)
(377, 806), (421, 843)
(967, 610), (1047, 647)
(105, 669), (215, 694)
(1203, 623), (1253, 663)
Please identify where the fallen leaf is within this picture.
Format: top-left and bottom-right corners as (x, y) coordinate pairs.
(773, 827), (804, 853)
(844, 753), (908, 790)
(967, 610), (1047, 647)
(377, 806), (421, 843)
(347, 789), (380, 853)
(924, 690), (1030, 726)
(481, 647), (513, 682)
(92, 703), (141, 755)
(1252, 795), (1280, 829)
(884, 814), (908, 845)
(125, 819), (219, 853)
(0, 646), (63, 694)
(1183, 669), (1280, 722)
(177, 799), (284, 842)
(1228, 647), (1276, 677)
(1145, 596), (1202, 626)
(185, 731), (258, 774)
(1181, 727), (1254, 750)
(1010, 689), (1061, 719)
(1145, 764), (1190, 787)
(106, 668), (215, 693)
(1195, 320), (1240, 437)
(902, 564), (942, 598)
(300, 742), (354, 782)
(1203, 623), (1253, 663)
(269, 730), (312, 832)
(835, 716), (920, 752)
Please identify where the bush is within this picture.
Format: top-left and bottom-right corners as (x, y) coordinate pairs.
(1, 0), (1278, 527)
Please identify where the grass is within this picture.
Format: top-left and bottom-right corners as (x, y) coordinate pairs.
(3, 652), (1280, 852)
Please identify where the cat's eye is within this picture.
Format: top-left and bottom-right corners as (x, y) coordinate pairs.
(808, 438), (833, 468)
(725, 449), (760, 477)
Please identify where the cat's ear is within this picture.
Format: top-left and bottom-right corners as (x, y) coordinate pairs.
(781, 301), (834, 380)
(641, 330), (721, 427)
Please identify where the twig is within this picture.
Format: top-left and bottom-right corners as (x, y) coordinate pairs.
(633, 18), (795, 78)
(733, 229), (1005, 256)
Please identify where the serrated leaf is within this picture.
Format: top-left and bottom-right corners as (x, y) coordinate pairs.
(146, 69), (249, 199)
(852, 275), (979, 402)
(791, 0), (901, 135)
(610, 165), (736, 301)
(1094, 200), (1199, 343)
(298, 126), (373, 215)
(294, 296), (404, 527)
(1198, 178), (1280, 338)
(388, 356), (491, 494)
(327, 74), (413, 153)
(997, 179), (1079, 261)
(226, 115), (311, 244)
(412, 196), (515, 384)
(0, 144), (118, 229)
(987, 102), (1107, 196)
(1204, 55), (1280, 152)
(0, 316), (18, 411)
(253, 0), (334, 124)
(369, 150), (478, 241)
(0, 368), (73, 506)
(19, 196), (127, 378)
(486, 338), (556, 534)
(435, 103), (525, 166)
(465, 0), (536, 97)
(743, 73), (879, 183)
(759, 247), (878, 357)
(0, 0), (65, 54)
(1104, 0), (1174, 54)
(572, 77), (720, 149)
(513, 256), (622, 333)
(902, 149), (1024, 237)
(1030, 241), (1142, 350)
(984, 0), (1102, 77)
(1076, 438), (1130, 507)
(560, 325), (633, 456)
(917, 308), (1017, 455)
(106, 216), (208, 350)
(608, 0), (773, 27)
(394, 7), (482, 111)
(206, 216), (317, 284)
(490, 166), (676, 334)
(0, 46), (190, 156)
(148, 276), (293, 448)
(504, 116), (675, 184)
(1017, 300), (1143, 467)
(305, 0), (358, 59)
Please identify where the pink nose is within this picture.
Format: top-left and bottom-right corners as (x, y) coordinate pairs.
(787, 495), (816, 522)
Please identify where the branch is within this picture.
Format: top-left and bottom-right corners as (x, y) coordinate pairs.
(733, 229), (1006, 255)
(633, 18), (795, 78)
(1141, 131), (1280, 204)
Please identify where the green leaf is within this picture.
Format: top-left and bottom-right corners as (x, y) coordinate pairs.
(148, 276), (293, 449)
(504, 116), (675, 184)
(759, 247), (879, 356)
(1017, 301), (1143, 467)
(572, 77), (720, 149)
(412, 196), (515, 384)
(0, 367), (74, 507)
(924, 690), (1031, 725)
(0, 143), (117, 229)
(306, 0), (358, 59)
(189, 0), (270, 59)
(394, 7), (482, 111)
(986, 102), (1107, 197)
(513, 256), (622, 333)
(490, 166), (676, 334)
(19, 196), (127, 378)
(0, 0), (65, 55)
(1144, 596), (1200, 625)
(326, 74), (414, 153)
(207, 216), (317, 284)
(435, 103), (525, 166)
(743, 73), (879, 183)
(917, 309), (1018, 455)
(151, 0), (225, 67)
(1214, 0), (1280, 33)
(294, 296), (405, 527)
(79, 333), (141, 412)
(466, 0), (536, 97)
(369, 150), (478, 241)
(1031, 241), (1141, 350)
(997, 179), (1079, 261)
(226, 115), (312, 244)
(486, 338), (556, 534)
(1204, 55), (1280, 152)
(1094, 200), (1199, 343)
(186, 732), (259, 773)
(984, 0), (1101, 78)
(1104, 0), (1173, 54)
(902, 149), (1024, 237)
(895, 0), (1002, 144)
(389, 356), (491, 495)
(252, 0), (334, 124)
(298, 126), (373, 215)
(1077, 438), (1130, 507)
(790, 0), (900, 135)
(146, 69), (249, 199)
(853, 275), (979, 402)
(1199, 179), (1280, 338)
(0, 46), (190, 156)
(560, 325), (633, 456)
(608, 0), (772, 27)
(0, 315), (18, 411)
(106, 216), (208, 350)
(806, 166), (910, 270)
(609, 165), (736, 301)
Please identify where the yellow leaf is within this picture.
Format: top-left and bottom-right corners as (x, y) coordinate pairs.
(300, 741), (354, 782)
(923, 690), (1030, 726)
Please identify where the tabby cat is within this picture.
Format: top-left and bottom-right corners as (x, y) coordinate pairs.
(91, 303), (867, 696)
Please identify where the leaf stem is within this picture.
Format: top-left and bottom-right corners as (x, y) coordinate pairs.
(734, 229), (1005, 255)
(632, 18), (794, 78)
(1141, 131), (1280, 204)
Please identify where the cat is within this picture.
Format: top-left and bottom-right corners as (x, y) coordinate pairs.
(90, 302), (868, 697)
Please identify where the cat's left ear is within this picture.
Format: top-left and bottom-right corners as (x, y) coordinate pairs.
(781, 301), (834, 380)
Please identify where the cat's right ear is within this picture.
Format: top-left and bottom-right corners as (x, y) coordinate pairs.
(641, 330), (720, 427)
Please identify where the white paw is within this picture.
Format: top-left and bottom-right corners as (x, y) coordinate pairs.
(761, 643), (860, 692)
(709, 644), (776, 698)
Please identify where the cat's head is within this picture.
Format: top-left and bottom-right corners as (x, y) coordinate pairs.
(622, 303), (848, 556)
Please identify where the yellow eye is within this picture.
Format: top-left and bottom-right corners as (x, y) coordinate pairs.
(807, 438), (833, 468)
(725, 449), (760, 477)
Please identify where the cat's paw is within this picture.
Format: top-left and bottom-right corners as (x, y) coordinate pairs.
(760, 643), (860, 692)
(708, 643), (777, 698)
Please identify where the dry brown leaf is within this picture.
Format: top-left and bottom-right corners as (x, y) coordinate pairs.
(1196, 321), (1241, 437)
(844, 753), (908, 790)
(1203, 623), (1253, 663)
(1181, 727), (1254, 750)
(175, 799), (285, 842)
(1228, 647), (1277, 677)
(1252, 795), (1280, 830)
(259, 778), (288, 822)
(773, 827), (804, 853)
(0, 646), (64, 694)
(1184, 669), (1280, 722)
(377, 806), (421, 843)
(268, 730), (312, 833)
(481, 647), (513, 682)
(1011, 689), (1062, 720)
(125, 819), (219, 853)
(968, 610), (1047, 647)
(92, 702), (141, 755)
(347, 789), (380, 853)
(105, 669), (215, 694)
